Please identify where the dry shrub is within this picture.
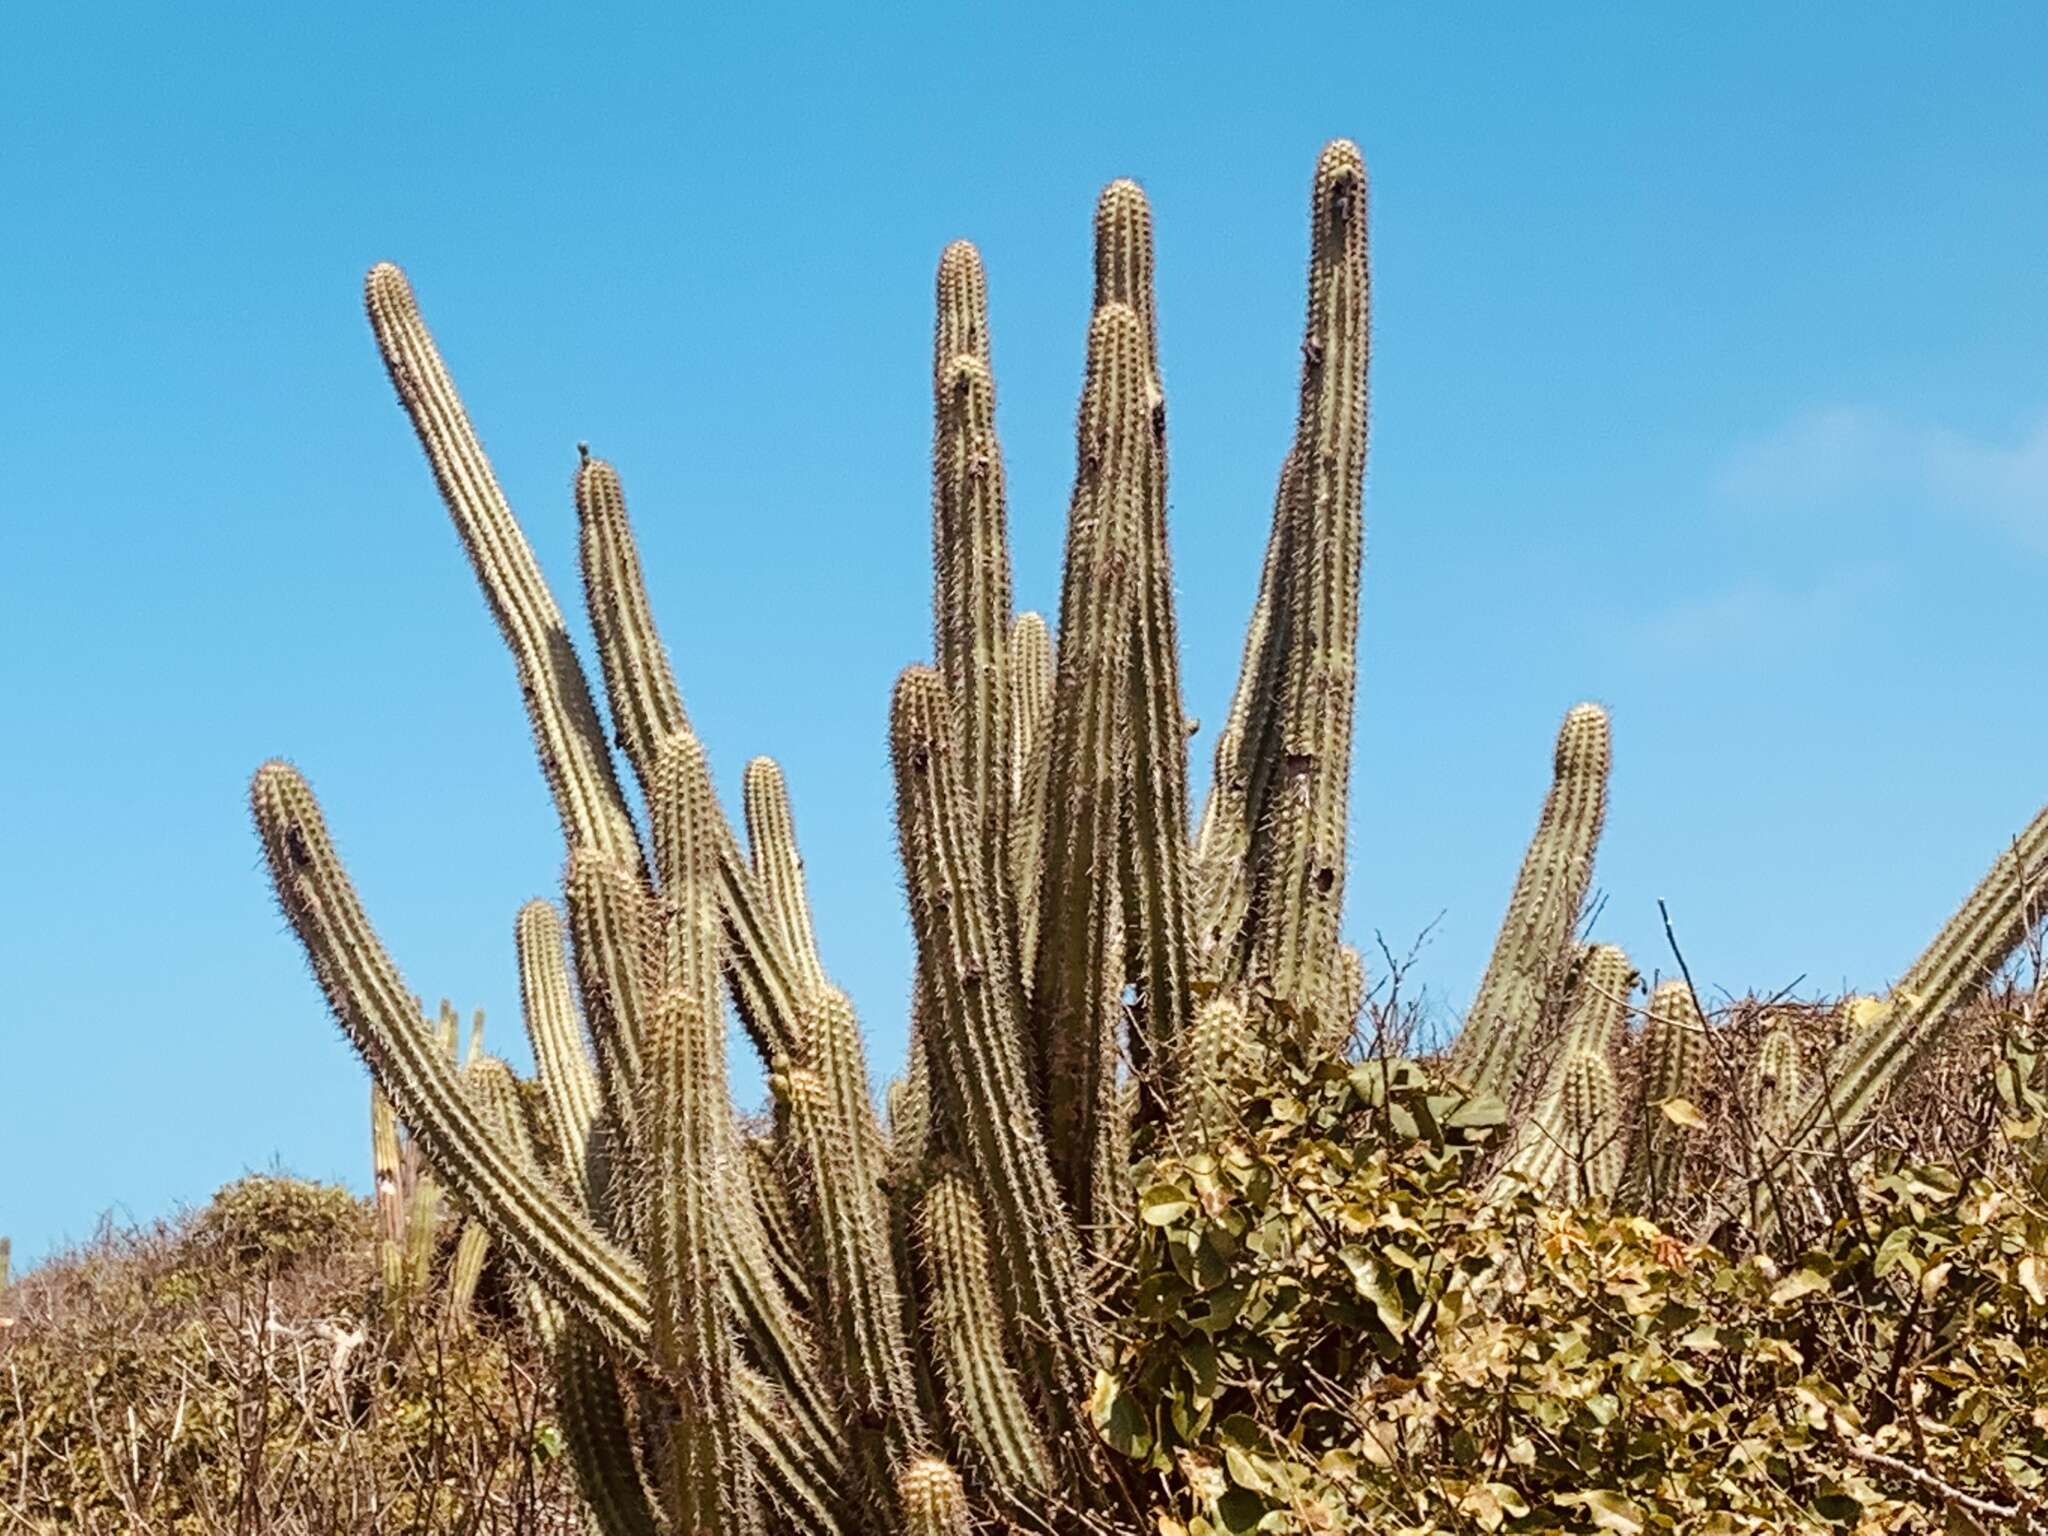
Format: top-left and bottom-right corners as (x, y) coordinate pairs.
(0, 1174), (584, 1534)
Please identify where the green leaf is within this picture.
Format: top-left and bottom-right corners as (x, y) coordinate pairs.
(1142, 1183), (1195, 1226)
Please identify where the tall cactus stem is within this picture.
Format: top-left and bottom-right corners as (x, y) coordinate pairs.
(1452, 703), (1612, 1097)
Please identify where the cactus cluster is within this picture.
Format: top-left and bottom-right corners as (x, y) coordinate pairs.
(1458, 708), (2048, 1215)
(257, 143), (1370, 1536)
(251, 138), (2048, 1535)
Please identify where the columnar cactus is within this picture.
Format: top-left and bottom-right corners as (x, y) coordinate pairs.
(1450, 703), (1612, 1101)
(255, 143), (1373, 1536)
(1492, 944), (1636, 1199)
(1621, 979), (1706, 1207)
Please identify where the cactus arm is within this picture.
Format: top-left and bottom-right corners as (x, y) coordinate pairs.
(1560, 1050), (1624, 1203)
(253, 762), (652, 1351)
(917, 1167), (1052, 1501)
(1491, 946), (1634, 1199)
(891, 666), (1095, 1439)
(1622, 980), (1705, 1208)
(642, 732), (761, 1535)
(1451, 703), (1612, 1097)
(1007, 611), (1056, 1001)
(575, 452), (809, 1067)
(1193, 456), (1294, 980)
(779, 988), (929, 1475)
(1032, 302), (1153, 1228)
(1241, 142), (1370, 1031)
(738, 1366), (859, 1536)
(1330, 944), (1366, 1052)
(1790, 800), (2048, 1144)
(555, 1321), (665, 1536)
(1751, 1020), (1804, 1146)
(362, 265), (639, 867)
(563, 846), (654, 1176)
(1093, 180), (1198, 1118)
(931, 243), (1015, 870)
(1177, 995), (1256, 1142)
(741, 757), (831, 998)
(515, 899), (605, 1201)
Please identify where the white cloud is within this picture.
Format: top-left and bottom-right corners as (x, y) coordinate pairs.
(1640, 566), (1890, 661)
(1716, 405), (2048, 545)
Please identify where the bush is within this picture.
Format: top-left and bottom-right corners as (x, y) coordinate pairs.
(0, 1175), (583, 1534)
(1104, 1053), (2048, 1534)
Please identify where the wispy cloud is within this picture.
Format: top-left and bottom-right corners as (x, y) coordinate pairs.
(1640, 565), (1891, 661)
(1715, 405), (2048, 546)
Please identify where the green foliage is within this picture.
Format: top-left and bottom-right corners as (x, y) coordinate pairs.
(1106, 1052), (2048, 1534)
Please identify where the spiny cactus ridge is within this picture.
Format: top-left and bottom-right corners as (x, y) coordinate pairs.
(254, 142), (2048, 1535)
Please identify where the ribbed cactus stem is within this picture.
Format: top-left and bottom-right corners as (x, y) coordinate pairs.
(563, 846), (654, 1177)
(780, 985), (930, 1471)
(742, 757), (830, 998)
(1788, 800), (2048, 1147)
(916, 1167), (1051, 1500)
(1095, 178), (1196, 1114)
(738, 1365), (858, 1536)
(643, 733), (758, 1535)
(363, 264), (639, 865)
(1177, 995), (1256, 1142)
(1192, 454), (1293, 976)
(1558, 1050), (1623, 1203)
(1452, 703), (1612, 1097)
(253, 762), (652, 1349)
(1007, 611), (1055, 996)
(1624, 980), (1705, 1206)
(890, 666), (1094, 1440)
(1242, 141), (1369, 1031)
(554, 1322), (664, 1536)
(576, 451), (809, 1067)
(1033, 301), (1152, 1228)
(516, 899), (604, 1202)
(1751, 1021), (1804, 1146)
(1494, 946), (1634, 1199)
(931, 241), (1017, 975)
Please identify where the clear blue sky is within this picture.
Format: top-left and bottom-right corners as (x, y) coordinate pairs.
(7, 6), (2046, 1263)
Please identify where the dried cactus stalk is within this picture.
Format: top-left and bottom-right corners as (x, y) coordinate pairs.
(1451, 703), (1612, 1097)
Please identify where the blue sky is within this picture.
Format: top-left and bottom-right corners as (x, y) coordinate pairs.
(6, 6), (2046, 1263)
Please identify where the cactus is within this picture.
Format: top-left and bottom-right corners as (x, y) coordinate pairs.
(1750, 1019), (1804, 1147)
(254, 143), (1372, 1535)
(1493, 945), (1635, 1199)
(1621, 980), (1706, 1207)
(1451, 703), (1612, 1100)
(1774, 803), (2048, 1161)
(250, 135), (2048, 1533)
